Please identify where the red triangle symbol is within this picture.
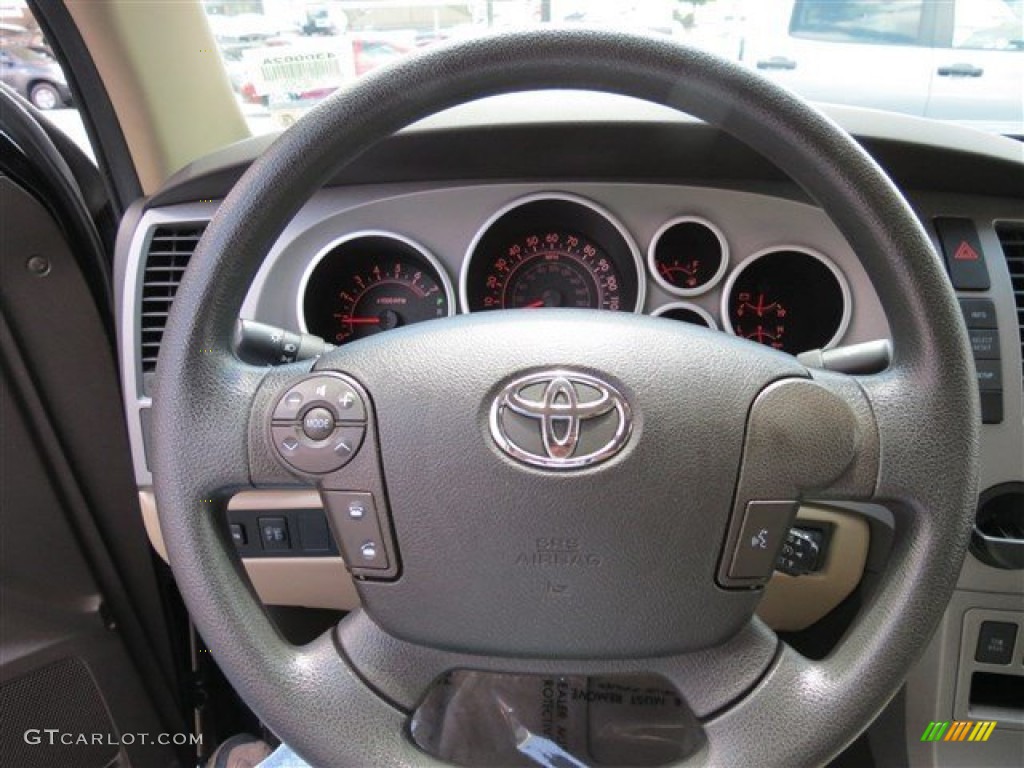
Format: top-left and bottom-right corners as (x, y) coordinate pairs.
(954, 241), (980, 261)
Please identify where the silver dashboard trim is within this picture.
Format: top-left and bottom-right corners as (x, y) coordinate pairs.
(120, 203), (219, 486)
(650, 301), (719, 330)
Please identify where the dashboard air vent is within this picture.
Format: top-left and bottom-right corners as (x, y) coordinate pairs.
(140, 224), (206, 373)
(995, 222), (1024, 384)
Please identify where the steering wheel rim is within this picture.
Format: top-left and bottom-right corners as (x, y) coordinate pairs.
(153, 28), (978, 767)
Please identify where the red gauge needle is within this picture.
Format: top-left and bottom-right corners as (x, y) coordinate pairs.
(338, 316), (381, 325)
(523, 300), (545, 309)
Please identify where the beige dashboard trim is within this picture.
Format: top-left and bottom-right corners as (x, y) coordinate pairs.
(142, 492), (868, 623)
(65, 0), (248, 192)
(757, 505), (870, 631)
(139, 490), (358, 611)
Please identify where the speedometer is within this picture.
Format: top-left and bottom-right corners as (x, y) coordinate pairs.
(462, 194), (643, 313)
(474, 231), (624, 311)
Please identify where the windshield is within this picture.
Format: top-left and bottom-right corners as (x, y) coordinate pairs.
(199, 0), (1023, 137)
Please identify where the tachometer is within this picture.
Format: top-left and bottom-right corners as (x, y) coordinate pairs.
(462, 194), (642, 313)
(300, 232), (454, 345)
(722, 247), (849, 355)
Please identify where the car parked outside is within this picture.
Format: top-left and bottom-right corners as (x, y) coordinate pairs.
(0, 42), (70, 109)
(740, 0), (1024, 135)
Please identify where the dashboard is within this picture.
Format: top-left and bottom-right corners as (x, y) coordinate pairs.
(243, 182), (877, 359)
(292, 188), (855, 356)
(115, 96), (1023, 767)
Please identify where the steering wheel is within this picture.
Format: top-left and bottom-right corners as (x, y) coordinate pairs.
(153, 29), (978, 767)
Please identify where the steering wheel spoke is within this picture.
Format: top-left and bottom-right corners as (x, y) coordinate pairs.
(337, 610), (779, 721)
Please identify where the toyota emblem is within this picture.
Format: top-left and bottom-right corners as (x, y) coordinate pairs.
(489, 370), (632, 469)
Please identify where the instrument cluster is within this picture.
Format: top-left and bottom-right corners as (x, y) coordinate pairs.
(299, 192), (851, 356)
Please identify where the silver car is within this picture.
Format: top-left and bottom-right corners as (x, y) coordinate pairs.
(0, 44), (71, 110)
(741, 0), (1024, 134)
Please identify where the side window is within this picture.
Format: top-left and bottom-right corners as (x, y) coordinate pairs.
(790, 0), (926, 45)
(0, 4), (93, 161)
(952, 0), (1024, 51)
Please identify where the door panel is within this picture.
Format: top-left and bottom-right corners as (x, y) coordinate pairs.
(0, 175), (186, 767)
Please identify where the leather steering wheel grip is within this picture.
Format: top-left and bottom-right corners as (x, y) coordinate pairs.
(152, 28), (978, 767)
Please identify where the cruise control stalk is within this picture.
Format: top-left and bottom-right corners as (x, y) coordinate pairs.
(797, 339), (891, 374)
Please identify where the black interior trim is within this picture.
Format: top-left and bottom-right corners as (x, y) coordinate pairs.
(146, 122), (1024, 209)
(28, 0), (143, 213)
(0, 176), (188, 758)
(0, 86), (114, 340)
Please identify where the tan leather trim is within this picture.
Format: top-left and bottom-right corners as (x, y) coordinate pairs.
(65, 0), (248, 192)
(757, 505), (870, 631)
(139, 490), (358, 611)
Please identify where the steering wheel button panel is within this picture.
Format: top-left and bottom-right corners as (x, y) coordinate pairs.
(323, 492), (393, 576)
(271, 423), (366, 474)
(302, 407), (335, 440)
(272, 374), (367, 423)
(270, 373), (371, 474)
(726, 501), (799, 584)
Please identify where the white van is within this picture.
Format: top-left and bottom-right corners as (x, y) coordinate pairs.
(740, 0), (1023, 134)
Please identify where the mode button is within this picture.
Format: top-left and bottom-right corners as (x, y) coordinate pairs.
(302, 407), (335, 441)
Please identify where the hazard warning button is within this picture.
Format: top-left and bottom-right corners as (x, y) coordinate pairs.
(934, 217), (991, 291)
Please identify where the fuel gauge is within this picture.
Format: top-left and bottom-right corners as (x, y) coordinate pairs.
(648, 217), (729, 296)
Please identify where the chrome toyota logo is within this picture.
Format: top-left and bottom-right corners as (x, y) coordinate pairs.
(490, 371), (632, 469)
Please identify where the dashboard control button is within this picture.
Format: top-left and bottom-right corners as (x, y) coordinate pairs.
(959, 298), (997, 329)
(273, 375), (367, 423)
(934, 217), (990, 291)
(297, 513), (331, 553)
(980, 391), (1004, 425)
(727, 501), (798, 583)
(302, 406), (335, 440)
(230, 523), (247, 546)
(274, 387), (307, 421)
(969, 328), (1000, 359)
(331, 426), (365, 458)
(258, 516), (291, 551)
(271, 424), (365, 474)
(975, 621), (1017, 665)
(975, 360), (1002, 391)
(775, 527), (821, 576)
(323, 492), (394, 576)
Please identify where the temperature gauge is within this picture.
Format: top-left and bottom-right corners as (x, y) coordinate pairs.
(648, 217), (729, 296)
(723, 247), (849, 355)
(731, 291), (788, 349)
